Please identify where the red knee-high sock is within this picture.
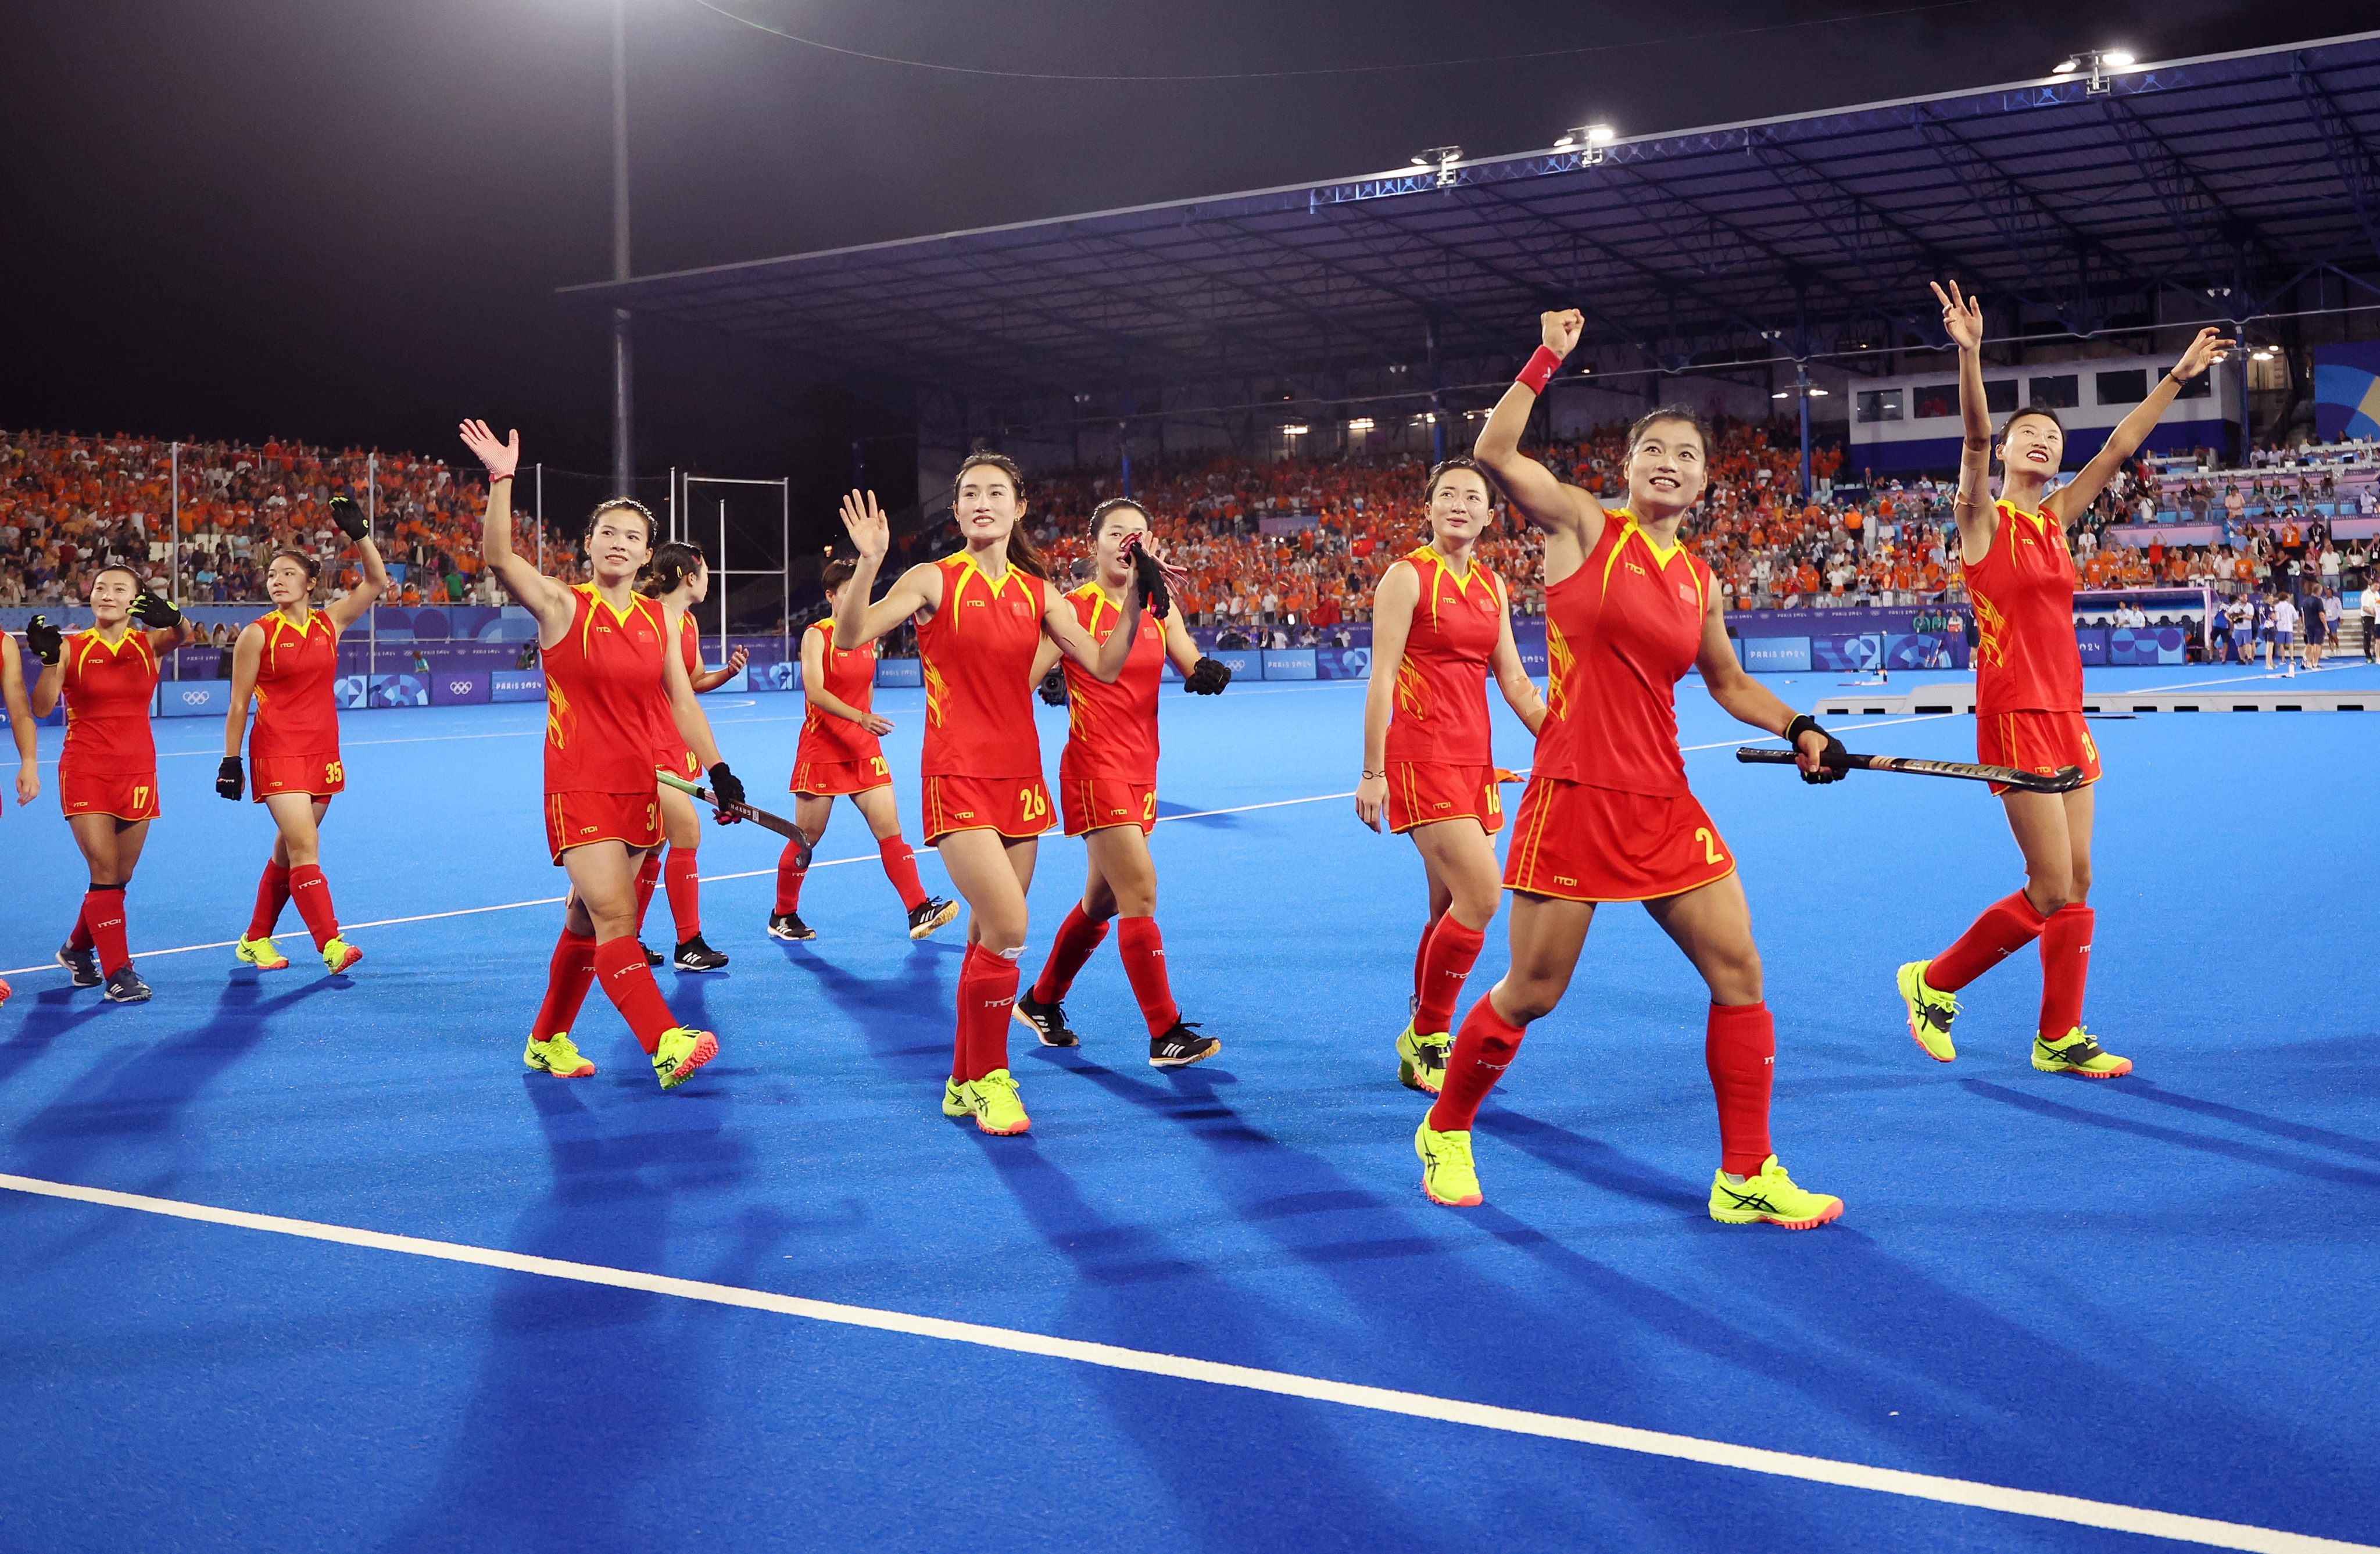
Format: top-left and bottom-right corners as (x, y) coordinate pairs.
(877, 835), (928, 912)
(1030, 904), (1110, 1005)
(2036, 904), (2095, 1040)
(775, 838), (808, 914)
(1115, 916), (1180, 1037)
(1705, 1001), (1776, 1178)
(83, 886), (130, 975)
(247, 862), (291, 940)
(1412, 910), (1444, 1007)
(532, 929), (598, 1039)
(633, 851), (663, 934)
(664, 848), (702, 942)
(1413, 916), (1486, 1037)
(1927, 890), (2048, 991)
(68, 897), (94, 953)
(957, 944), (1021, 1082)
(593, 936), (679, 1055)
(286, 864), (341, 950)
(1428, 996), (1526, 1133)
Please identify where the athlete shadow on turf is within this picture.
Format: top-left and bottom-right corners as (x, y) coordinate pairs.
(779, 940), (958, 1072)
(0, 990), (114, 1090)
(1962, 1079), (2380, 1188)
(7, 975), (341, 1189)
(2116, 1079), (2380, 1161)
(967, 1134), (1452, 1552)
(384, 1077), (779, 1552)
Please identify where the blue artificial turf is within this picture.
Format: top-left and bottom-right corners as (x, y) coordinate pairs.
(1, 665), (2372, 1552)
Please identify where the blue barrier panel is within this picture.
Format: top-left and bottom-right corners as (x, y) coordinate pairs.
(1810, 633), (1883, 673)
(340, 673), (430, 708)
(430, 669), (491, 707)
(1741, 636), (1812, 672)
(875, 658), (924, 689)
(747, 660), (800, 693)
(2111, 626), (2186, 665)
(1261, 649), (1317, 681)
(1316, 646), (1371, 681)
(1210, 649), (1262, 681)
(158, 681), (232, 719)
(2076, 628), (2110, 667)
(707, 665), (750, 693)
(1882, 632), (1964, 672)
(490, 670), (546, 703)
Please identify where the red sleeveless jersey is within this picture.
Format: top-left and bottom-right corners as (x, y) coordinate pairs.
(917, 552), (1047, 780)
(1384, 545), (1502, 766)
(1533, 513), (1712, 797)
(1965, 500), (2082, 715)
(59, 629), (159, 779)
(797, 618), (884, 765)
(248, 609), (341, 760)
(1060, 581), (1164, 784)
(542, 585), (669, 794)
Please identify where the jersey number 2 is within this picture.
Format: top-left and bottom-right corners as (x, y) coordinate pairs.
(1694, 826), (1725, 865)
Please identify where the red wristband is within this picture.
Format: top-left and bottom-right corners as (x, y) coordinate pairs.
(487, 472), (514, 484)
(1516, 345), (1563, 395)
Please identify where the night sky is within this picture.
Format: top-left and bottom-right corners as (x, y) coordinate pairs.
(2, 0), (2363, 479)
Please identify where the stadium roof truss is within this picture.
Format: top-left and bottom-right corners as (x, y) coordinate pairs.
(567, 31), (2380, 426)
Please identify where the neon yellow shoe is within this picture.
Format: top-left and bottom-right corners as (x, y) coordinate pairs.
(1709, 1156), (1842, 1229)
(235, 936), (291, 972)
(653, 1027), (719, 1090)
(321, 937), (362, 975)
(1895, 959), (1957, 1062)
(2033, 1026), (2132, 1079)
(1415, 1119), (1482, 1207)
(523, 1032), (596, 1078)
(1395, 1022), (1448, 1095)
(966, 1068), (1031, 1136)
(943, 1077), (972, 1118)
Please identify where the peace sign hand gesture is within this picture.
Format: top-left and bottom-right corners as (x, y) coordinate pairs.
(1930, 280), (1984, 352)
(839, 489), (887, 562)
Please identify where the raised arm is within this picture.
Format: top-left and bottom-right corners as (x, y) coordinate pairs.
(832, 490), (941, 647)
(2, 633), (35, 807)
(1041, 576), (1143, 684)
(2049, 327), (2230, 525)
(1692, 589), (1841, 780)
(1930, 281), (1999, 564)
(1354, 559), (1418, 832)
(1487, 577), (1546, 736)
(324, 495), (391, 632)
(800, 626), (892, 733)
(459, 419), (575, 642)
(1474, 310), (1604, 570)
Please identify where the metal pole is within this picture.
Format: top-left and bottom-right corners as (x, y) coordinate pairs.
(2234, 322), (2252, 464)
(609, 0), (634, 498)
(1797, 361), (1814, 502)
(367, 452), (378, 683)
(534, 462), (543, 571)
(781, 477), (790, 643)
(169, 442), (180, 600)
(717, 497), (728, 653)
(1119, 420), (1132, 497)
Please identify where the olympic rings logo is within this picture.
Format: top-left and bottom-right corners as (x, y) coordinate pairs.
(449, 682), (473, 694)
(180, 690), (210, 706)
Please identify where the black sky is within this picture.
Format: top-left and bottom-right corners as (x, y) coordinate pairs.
(1, 0), (2363, 478)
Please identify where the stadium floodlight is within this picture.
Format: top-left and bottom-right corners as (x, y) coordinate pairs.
(1555, 123), (1616, 165)
(2052, 48), (2134, 92)
(1412, 145), (1463, 188)
(1347, 417), (1376, 431)
(1282, 424), (1309, 436)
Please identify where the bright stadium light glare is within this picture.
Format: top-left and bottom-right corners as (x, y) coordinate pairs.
(2103, 49), (2135, 67)
(2052, 58), (2080, 75)
(1412, 145), (1463, 187)
(1560, 123), (1616, 164)
(1347, 417), (1376, 431)
(1773, 391), (1790, 399)
(2056, 47), (2132, 92)
(1282, 424), (1309, 436)
(1808, 386), (1830, 396)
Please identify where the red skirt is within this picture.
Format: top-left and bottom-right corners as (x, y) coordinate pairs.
(921, 774), (1054, 845)
(1502, 776), (1734, 903)
(793, 755), (892, 797)
(545, 789), (663, 865)
(1976, 710), (2102, 797)
(1386, 760), (1505, 836)
(252, 751), (345, 802)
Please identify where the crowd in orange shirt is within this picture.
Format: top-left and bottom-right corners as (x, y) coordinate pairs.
(0, 428), (577, 608)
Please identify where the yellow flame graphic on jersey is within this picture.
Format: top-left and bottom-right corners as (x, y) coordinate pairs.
(924, 659), (947, 728)
(1394, 657), (1433, 721)
(546, 680), (574, 751)
(1971, 592), (2007, 671)
(1544, 615), (1575, 722)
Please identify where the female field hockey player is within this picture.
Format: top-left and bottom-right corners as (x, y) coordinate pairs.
(833, 456), (1147, 1136)
(1015, 497), (1233, 1068)
(1895, 284), (2228, 1080)
(219, 495), (389, 975)
(1, 626), (38, 1007)
(1430, 308), (1849, 1225)
(1353, 458), (1545, 1095)
(460, 418), (746, 1090)
(633, 540), (748, 972)
(767, 555), (958, 944)
(27, 567), (194, 1004)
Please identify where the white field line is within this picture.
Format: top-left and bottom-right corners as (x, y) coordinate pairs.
(0, 1172), (2363, 1554)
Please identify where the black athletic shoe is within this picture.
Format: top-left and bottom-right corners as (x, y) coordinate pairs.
(1014, 990), (1079, 1048)
(907, 896), (961, 940)
(57, 943), (101, 989)
(1150, 1021), (1220, 1069)
(767, 910), (815, 942)
(640, 940), (663, 967)
(673, 934), (729, 972)
(102, 966), (152, 1004)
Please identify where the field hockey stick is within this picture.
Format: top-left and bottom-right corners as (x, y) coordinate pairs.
(656, 769), (816, 865)
(1733, 747), (2085, 793)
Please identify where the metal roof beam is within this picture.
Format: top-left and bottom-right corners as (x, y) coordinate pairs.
(1067, 227), (1373, 368)
(1744, 132), (1991, 314)
(2098, 96), (2265, 288)
(1910, 108), (2141, 323)
(1208, 214), (1517, 359)
(2293, 55), (2380, 265)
